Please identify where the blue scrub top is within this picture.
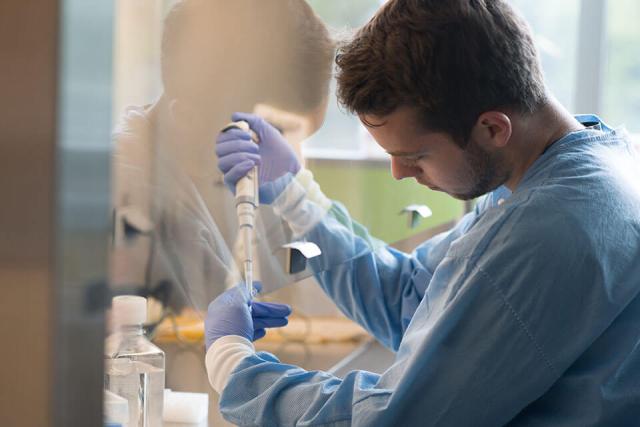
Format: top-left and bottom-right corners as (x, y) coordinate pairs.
(219, 116), (640, 426)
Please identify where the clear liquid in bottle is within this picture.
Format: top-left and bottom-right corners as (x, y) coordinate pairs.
(105, 296), (165, 427)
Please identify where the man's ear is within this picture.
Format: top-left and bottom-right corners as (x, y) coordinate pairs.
(471, 111), (512, 149)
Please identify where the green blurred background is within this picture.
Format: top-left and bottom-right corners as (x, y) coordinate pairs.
(308, 159), (463, 244)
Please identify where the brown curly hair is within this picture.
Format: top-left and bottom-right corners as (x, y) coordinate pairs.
(336, 0), (547, 144)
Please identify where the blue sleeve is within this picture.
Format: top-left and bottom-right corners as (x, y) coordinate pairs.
(219, 352), (386, 427)
(301, 195), (491, 350)
(219, 280), (550, 427)
(216, 238), (555, 426)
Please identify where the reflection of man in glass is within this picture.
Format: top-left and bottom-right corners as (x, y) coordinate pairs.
(111, 0), (334, 310)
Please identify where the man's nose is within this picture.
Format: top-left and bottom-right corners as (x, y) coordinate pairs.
(390, 157), (420, 180)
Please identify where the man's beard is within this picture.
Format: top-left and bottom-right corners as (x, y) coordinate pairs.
(451, 141), (510, 201)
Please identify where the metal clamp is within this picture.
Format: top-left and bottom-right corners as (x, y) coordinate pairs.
(282, 241), (322, 274)
(400, 204), (432, 229)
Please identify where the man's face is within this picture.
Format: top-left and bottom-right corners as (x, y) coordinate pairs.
(362, 107), (509, 200)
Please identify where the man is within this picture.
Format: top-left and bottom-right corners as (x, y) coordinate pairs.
(111, 0), (334, 308)
(206, 0), (640, 425)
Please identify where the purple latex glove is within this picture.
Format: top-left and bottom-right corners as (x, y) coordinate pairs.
(204, 282), (292, 350)
(216, 112), (301, 204)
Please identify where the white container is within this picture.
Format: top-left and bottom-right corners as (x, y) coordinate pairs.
(163, 389), (209, 427)
(105, 296), (165, 427)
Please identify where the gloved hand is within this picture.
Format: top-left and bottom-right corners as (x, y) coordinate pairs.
(216, 112), (301, 204)
(204, 282), (292, 350)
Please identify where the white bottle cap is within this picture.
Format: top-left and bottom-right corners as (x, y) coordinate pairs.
(112, 295), (147, 326)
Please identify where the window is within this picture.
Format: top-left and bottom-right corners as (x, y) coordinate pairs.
(304, 0), (387, 159)
(510, 1), (580, 112)
(604, 0), (640, 136)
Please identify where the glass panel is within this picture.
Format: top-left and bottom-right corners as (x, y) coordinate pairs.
(109, 0), (404, 320)
(109, 3), (359, 423)
(603, 0), (640, 135)
(110, 0), (463, 316)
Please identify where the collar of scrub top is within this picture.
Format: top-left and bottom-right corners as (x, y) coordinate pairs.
(515, 114), (616, 195)
(573, 113), (614, 132)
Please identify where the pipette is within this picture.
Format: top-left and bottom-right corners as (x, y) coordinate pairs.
(221, 121), (259, 302)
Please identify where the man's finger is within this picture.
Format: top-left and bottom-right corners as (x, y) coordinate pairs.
(251, 301), (292, 318)
(253, 316), (289, 330)
(253, 328), (266, 341)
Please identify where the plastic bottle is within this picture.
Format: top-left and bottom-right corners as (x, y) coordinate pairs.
(105, 296), (165, 427)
